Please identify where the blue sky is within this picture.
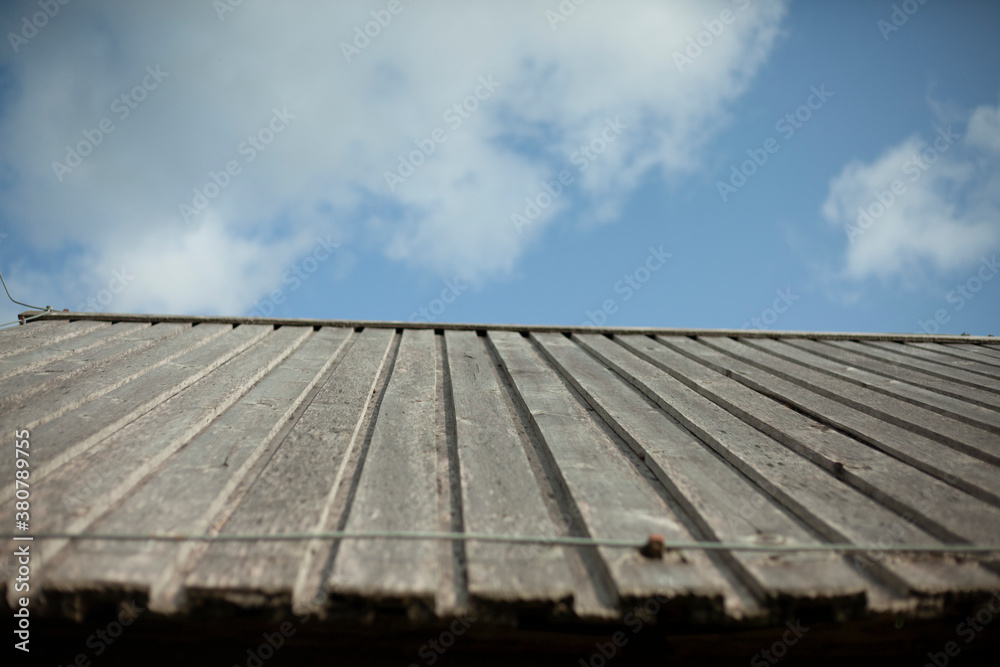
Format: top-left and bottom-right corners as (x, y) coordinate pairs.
(1, 0), (998, 334)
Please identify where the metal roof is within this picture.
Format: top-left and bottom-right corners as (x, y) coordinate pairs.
(3, 312), (1000, 650)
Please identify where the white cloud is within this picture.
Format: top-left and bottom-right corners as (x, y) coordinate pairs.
(966, 99), (1000, 154)
(108, 219), (333, 315)
(821, 101), (1000, 284)
(0, 0), (788, 315)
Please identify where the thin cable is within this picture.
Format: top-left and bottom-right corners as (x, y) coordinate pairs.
(0, 265), (53, 328)
(0, 309), (52, 329)
(3, 530), (999, 554)
(0, 266), (48, 311)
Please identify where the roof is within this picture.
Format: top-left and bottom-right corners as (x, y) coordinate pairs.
(4, 312), (1000, 660)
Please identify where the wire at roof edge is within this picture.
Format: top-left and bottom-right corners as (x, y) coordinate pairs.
(0, 264), (54, 328)
(3, 530), (999, 558)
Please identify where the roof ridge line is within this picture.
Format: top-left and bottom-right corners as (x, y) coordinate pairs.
(16, 310), (1000, 343)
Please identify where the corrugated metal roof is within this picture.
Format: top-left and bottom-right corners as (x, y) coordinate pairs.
(3, 313), (999, 637)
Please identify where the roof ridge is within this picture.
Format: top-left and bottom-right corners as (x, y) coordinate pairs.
(16, 310), (1000, 343)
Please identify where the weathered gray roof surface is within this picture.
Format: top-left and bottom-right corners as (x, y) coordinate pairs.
(2, 313), (999, 644)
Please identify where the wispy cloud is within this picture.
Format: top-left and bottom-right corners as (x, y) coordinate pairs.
(0, 0), (788, 316)
(821, 97), (1000, 285)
